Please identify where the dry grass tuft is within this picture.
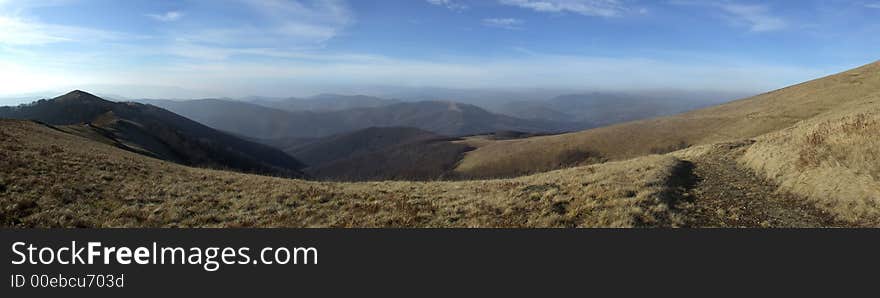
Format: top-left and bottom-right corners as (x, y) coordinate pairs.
(741, 99), (880, 224)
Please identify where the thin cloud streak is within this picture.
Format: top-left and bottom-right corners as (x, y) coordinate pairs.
(0, 15), (128, 46)
(670, 1), (787, 32)
(482, 18), (524, 30)
(146, 11), (184, 22)
(426, 0), (468, 11)
(498, 0), (631, 17)
(719, 3), (786, 32)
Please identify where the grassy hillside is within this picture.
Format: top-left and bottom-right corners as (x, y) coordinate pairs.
(741, 95), (880, 224)
(456, 61), (880, 178)
(0, 119), (688, 228)
(1, 91), (306, 177)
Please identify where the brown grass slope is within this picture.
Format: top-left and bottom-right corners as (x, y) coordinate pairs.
(0, 119), (689, 228)
(741, 96), (880, 224)
(456, 61), (880, 178)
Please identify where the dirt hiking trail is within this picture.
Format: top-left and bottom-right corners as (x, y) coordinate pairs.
(675, 141), (848, 228)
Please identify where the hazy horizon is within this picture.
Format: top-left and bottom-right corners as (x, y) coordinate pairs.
(0, 85), (755, 109)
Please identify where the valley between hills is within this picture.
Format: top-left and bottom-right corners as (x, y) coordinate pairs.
(1, 61), (879, 227)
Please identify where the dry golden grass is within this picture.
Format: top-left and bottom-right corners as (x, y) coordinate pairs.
(0, 120), (688, 228)
(456, 61), (880, 178)
(741, 97), (880, 224)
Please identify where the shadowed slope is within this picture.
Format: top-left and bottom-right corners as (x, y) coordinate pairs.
(291, 127), (448, 166)
(288, 127), (473, 181)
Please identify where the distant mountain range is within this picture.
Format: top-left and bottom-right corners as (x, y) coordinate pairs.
(251, 94), (401, 112)
(140, 98), (579, 139)
(496, 93), (717, 126)
(0, 91), (306, 177)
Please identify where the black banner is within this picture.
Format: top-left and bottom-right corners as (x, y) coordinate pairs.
(1, 229), (876, 296)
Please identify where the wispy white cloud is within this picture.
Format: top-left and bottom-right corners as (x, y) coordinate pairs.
(482, 18), (524, 30)
(147, 11), (184, 22)
(161, 42), (387, 62)
(0, 15), (126, 46)
(718, 3), (786, 32)
(156, 0), (354, 62)
(0, 0), (137, 48)
(498, 0), (631, 17)
(426, 0), (468, 11)
(0, 0), (356, 64)
(233, 0), (352, 44)
(671, 1), (786, 32)
(0, 0), (76, 10)
(865, 2), (880, 9)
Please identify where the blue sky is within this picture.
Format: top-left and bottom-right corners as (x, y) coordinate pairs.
(0, 0), (879, 100)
